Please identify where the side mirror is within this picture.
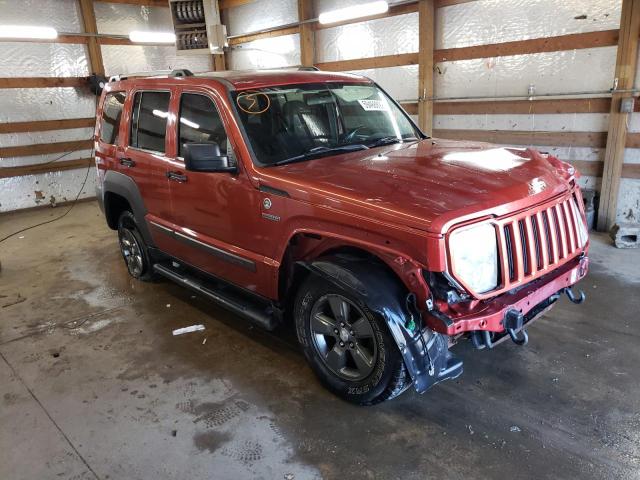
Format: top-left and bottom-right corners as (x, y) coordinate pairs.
(183, 142), (237, 173)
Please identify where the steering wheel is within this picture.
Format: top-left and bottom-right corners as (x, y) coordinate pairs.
(342, 125), (374, 144)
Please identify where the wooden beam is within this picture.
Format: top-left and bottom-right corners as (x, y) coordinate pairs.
(219, 0), (254, 8)
(598, 0), (640, 231)
(432, 129), (608, 148)
(298, 0), (315, 67)
(622, 163), (640, 179)
(435, 0), (476, 6)
(95, 0), (168, 7)
(625, 132), (640, 148)
(0, 77), (88, 89)
(228, 26), (299, 46)
(435, 29), (619, 62)
(401, 97), (619, 115)
(418, 0), (435, 135)
(0, 118), (95, 134)
(79, 0), (105, 76)
(316, 52), (418, 71)
(0, 140), (93, 159)
(0, 158), (94, 179)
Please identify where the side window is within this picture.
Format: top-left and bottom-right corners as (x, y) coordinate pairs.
(178, 93), (232, 161)
(100, 92), (125, 145)
(129, 91), (170, 153)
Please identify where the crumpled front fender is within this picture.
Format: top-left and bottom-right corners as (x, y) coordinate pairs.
(298, 255), (463, 394)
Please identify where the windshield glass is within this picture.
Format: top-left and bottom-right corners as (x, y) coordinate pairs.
(231, 82), (421, 166)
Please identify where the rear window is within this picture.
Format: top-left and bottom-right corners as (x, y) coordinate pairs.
(100, 92), (125, 145)
(129, 91), (170, 153)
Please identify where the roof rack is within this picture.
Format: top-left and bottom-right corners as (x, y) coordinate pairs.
(108, 69), (194, 83)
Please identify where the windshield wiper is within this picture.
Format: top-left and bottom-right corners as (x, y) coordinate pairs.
(367, 135), (418, 148)
(272, 144), (368, 167)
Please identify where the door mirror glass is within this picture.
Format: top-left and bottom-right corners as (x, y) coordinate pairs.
(183, 142), (237, 173)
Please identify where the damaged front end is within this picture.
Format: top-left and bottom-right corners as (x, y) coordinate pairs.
(299, 256), (463, 395)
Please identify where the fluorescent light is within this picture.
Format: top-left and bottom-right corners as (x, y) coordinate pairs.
(129, 31), (176, 44)
(152, 109), (169, 119)
(318, 1), (388, 25)
(0, 25), (57, 40)
(180, 117), (200, 129)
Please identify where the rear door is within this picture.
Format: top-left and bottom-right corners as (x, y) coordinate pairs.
(121, 89), (173, 250)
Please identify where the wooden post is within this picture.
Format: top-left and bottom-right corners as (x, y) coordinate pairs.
(212, 53), (226, 71)
(597, 0), (640, 231)
(78, 0), (105, 76)
(418, 0), (435, 135)
(298, 0), (315, 67)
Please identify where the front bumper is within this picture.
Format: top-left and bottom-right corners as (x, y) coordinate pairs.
(426, 254), (589, 336)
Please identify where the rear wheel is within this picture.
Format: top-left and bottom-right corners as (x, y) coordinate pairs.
(117, 211), (156, 281)
(294, 272), (411, 405)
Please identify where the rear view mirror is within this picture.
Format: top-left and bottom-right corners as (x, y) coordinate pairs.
(183, 142), (237, 173)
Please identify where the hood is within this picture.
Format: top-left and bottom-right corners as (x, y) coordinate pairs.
(259, 139), (574, 234)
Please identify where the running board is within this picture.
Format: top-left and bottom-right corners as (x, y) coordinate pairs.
(153, 263), (278, 331)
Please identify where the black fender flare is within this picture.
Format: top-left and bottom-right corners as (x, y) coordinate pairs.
(102, 171), (155, 246)
(298, 254), (463, 394)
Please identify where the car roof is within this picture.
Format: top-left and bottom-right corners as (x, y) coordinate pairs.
(199, 69), (371, 90)
(109, 69), (372, 91)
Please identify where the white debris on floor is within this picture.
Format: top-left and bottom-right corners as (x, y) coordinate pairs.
(172, 324), (206, 336)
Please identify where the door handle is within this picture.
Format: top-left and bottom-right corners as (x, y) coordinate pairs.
(166, 171), (187, 183)
(119, 157), (136, 167)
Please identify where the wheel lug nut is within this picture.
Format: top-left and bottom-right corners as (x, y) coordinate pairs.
(350, 330), (354, 336)
(334, 328), (339, 334)
(339, 341), (345, 347)
(340, 322), (345, 327)
(349, 342), (354, 348)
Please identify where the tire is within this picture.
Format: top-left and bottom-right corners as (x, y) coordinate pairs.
(117, 211), (156, 281)
(294, 272), (411, 405)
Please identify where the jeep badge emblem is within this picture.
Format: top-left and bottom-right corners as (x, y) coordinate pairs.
(263, 198), (272, 210)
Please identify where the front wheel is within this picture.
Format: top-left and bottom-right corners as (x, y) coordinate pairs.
(294, 274), (411, 405)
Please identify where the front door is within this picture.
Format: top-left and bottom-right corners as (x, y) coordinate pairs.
(163, 88), (267, 293)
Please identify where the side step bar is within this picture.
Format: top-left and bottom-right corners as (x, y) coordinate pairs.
(153, 263), (278, 331)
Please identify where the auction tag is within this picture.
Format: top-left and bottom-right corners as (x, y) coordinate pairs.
(357, 99), (388, 111)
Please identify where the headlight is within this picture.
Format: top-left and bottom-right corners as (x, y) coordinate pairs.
(449, 223), (498, 294)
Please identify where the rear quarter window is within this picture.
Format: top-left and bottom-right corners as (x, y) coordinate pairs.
(100, 92), (126, 145)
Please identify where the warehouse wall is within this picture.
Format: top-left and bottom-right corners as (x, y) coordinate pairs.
(0, 0), (211, 212)
(224, 0), (638, 225)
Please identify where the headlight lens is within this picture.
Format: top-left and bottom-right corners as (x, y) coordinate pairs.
(449, 223), (498, 294)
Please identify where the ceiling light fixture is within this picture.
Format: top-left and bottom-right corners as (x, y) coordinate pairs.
(129, 31), (176, 44)
(0, 25), (58, 40)
(318, 1), (389, 25)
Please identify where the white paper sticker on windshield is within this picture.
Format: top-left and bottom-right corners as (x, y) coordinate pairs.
(357, 99), (388, 111)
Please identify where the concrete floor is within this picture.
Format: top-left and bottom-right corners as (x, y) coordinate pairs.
(0, 201), (639, 480)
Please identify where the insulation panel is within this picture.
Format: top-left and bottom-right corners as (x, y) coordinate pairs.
(316, 13), (418, 63)
(224, 0), (298, 36)
(437, 0), (622, 49)
(229, 34), (301, 70)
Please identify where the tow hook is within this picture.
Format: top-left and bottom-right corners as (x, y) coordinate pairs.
(503, 309), (528, 346)
(563, 287), (586, 304)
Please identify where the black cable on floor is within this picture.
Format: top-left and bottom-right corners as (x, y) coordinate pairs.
(0, 151), (94, 244)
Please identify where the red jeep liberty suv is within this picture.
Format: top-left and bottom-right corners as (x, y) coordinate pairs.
(95, 68), (589, 405)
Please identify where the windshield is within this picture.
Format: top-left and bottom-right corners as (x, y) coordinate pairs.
(231, 82), (422, 166)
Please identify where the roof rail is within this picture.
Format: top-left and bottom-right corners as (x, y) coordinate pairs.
(169, 69), (194, 77)
(298, 66), (319, 71)
(108, 69), (182, 83)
